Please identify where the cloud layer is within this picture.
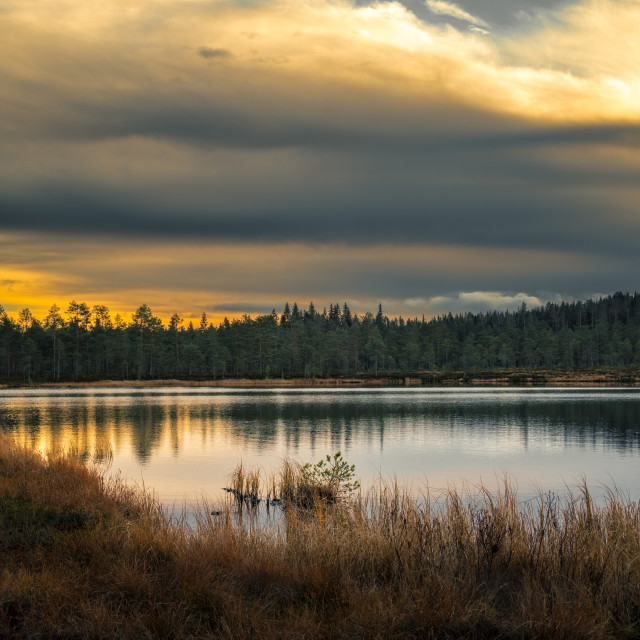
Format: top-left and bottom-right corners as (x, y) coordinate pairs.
(0, 232), (631, 322)
(0, 0), (639, 319)
(426, 1), (490, 28)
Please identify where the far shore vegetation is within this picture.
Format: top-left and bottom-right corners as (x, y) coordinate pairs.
(2, 292), (640, 384)
(2, 436), (640, 638)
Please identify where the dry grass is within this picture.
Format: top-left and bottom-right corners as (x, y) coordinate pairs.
(2, 436), (640, 639)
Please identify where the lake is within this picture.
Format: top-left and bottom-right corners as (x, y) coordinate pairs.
(1, 387), (640, 508)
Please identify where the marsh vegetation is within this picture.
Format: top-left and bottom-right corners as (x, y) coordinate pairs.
(2, 437), (640, 638)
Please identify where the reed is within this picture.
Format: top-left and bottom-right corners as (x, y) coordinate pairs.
(1, 436), (640, 639)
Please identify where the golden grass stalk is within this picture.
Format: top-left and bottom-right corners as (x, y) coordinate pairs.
(2, 436), (640, 639)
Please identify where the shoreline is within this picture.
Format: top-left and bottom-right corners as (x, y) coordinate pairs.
(2, 368), (640, 389)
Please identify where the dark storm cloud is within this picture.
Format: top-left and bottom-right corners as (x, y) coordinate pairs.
(376, 0), (573, 29)
(1, 112), (639, 260)
(3, 72), (640, 254)
(23, 81), (640, 154)
(197, 47), (232, 59)
(454, 0), (575, 28)
(59, 96), (380, 149)
(0, 173), (637, 265)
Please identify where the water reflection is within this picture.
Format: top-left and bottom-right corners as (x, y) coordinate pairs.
(1, 388), (640, 504)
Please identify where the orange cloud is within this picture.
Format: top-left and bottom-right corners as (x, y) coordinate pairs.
(1, 0), (639, 128)
(0, 232), (605, 324)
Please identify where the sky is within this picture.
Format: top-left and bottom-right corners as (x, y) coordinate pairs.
(1, 0), (639, 324)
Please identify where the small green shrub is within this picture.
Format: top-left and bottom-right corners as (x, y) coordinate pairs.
(301, 452), (360, 500)
(281, 452), (359, 508)
(275, 452), (360, 508)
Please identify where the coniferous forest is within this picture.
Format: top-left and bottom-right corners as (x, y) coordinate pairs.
(1, 292), (640, 383)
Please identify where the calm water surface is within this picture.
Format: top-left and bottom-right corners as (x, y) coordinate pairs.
(1, 387), (640, 507)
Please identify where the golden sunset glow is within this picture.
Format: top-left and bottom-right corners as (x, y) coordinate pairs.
(3, 0), (640, 121)
(0, 231), (610, 324)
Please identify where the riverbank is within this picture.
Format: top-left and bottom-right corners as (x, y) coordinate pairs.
(2, 437), (640, 639)
(2, 367), (640, 389)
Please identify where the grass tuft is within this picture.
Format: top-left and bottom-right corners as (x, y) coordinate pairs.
(2, 435), (640, 638)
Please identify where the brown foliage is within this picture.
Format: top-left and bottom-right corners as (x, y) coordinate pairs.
(1, 436), (640, 638)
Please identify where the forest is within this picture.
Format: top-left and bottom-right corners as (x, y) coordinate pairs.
(1, 292), (640, 382)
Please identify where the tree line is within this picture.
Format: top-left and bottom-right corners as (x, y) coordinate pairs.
(1, 292), (640, 382)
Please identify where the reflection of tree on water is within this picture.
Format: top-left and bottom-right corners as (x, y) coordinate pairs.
(129, 404), (167, 463)
(0, 408), (19, 431)
(1, 392), (640, 464)
(0, 398), (115, 455)
(23, 406), (43, 429)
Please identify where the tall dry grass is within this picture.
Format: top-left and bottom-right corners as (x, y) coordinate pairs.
(2, 436), (640, 638)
